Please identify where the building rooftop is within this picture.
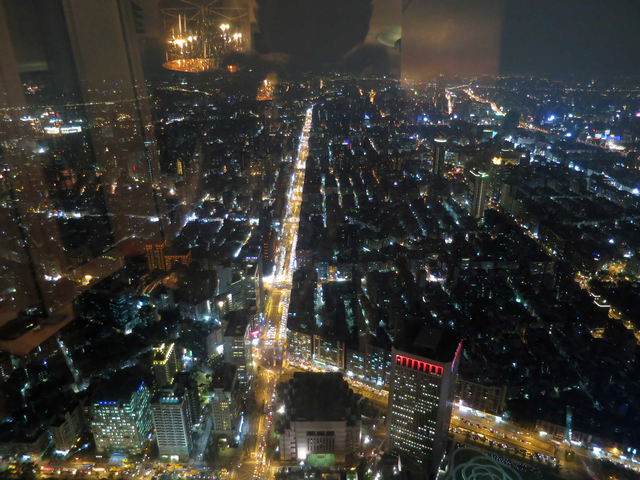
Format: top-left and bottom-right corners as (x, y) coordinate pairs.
(286, 372), (357, 422)
(153, 342), (175, 363)
(92, 368), (147, 404)
(223, 310), (249, 338)
(209, 363), (237, 391)
(401, 326), (462, 364)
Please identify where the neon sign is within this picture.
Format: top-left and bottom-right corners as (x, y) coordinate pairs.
(451, 340), (463, 372)
(396, 355), (443, 376)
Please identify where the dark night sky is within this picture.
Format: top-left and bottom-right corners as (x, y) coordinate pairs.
(501, 0), (640, 76)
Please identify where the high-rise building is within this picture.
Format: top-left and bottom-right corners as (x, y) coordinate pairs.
(151, 388), (193, 461)
(432, 139), (447, 176)
(0, 0), (168, 354)
(386, 329), (462, 479)
(152, 343), (181, 388)
(454, 379), (507, 416)
(469, 170), (489, 218)
(312, 334), (346, 371)
(223, 311), (252, 385)
(49, 402), (85, 452)
(89, 372), (153, 455)
(145, 242), (192, 271)
(175, 371), (202, 427)
(208, 364), (240, 435)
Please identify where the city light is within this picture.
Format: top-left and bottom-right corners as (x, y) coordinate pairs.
(4, 9), (639, 476)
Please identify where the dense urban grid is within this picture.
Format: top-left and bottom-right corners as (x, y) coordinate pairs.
(1, 3), (640, 480)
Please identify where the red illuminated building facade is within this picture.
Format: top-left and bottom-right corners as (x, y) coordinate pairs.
(387, 342), (462, 479)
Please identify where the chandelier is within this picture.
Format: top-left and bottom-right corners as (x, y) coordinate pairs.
(162, 0), (249, 73)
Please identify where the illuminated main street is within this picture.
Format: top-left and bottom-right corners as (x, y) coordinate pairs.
(231, 107), (313, 480)
(263, 106), (314, 354)
(463, 88), (503, 116)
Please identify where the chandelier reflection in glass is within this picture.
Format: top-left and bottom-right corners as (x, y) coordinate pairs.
(162, 0), (249, 73)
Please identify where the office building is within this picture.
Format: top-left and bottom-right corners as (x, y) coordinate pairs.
(146, 242), (192, 271)
(313, 334), (347, 371)
(208, 364), (240, 435)
(76, 275), (145, 333)
(279, 372), (361, 467)
(223, 311), (252, 385)
(157, 287), (176, 311)
(287, 329), (314, 365)
(175, 371), (202, 427)
(151, 388), (193, 461)
(454, 379), (507, 416)
(178, 296), (212, 322)
(386, 329), (462, 479)
(89, 371), (153, 455)
(469, 170), (489, 219)
(49, 402), (84, 452)
(152, 343), (181, 388)
(346, 349), (367, 380)
(207, 326), (224, 358)
(432, 139), (447, 176)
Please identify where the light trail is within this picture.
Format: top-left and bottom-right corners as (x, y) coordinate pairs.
(248, 107), (314, 480)
(445, 90), (453, 115)
(463, 88), (503, 116)
(263, 106), (313, 343)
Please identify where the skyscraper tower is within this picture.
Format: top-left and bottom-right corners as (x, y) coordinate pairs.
(223, 312), (253, 384)
(432, 139), (447, 176)
(152, 343), (181, 388)
(386, 329), (462, 479)
(469, 170), (489, 219)
(151, 387), (194, 461)
(89, 372), (153, 455)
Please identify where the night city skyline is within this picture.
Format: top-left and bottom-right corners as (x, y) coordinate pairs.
(1, 2), (640, 480)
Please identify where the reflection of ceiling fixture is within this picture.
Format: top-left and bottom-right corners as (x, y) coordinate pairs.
(377, 25), (401, 52)
(161, 0), (250, 72)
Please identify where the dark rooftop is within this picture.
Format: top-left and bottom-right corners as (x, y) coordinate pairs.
(209, 363), (237, 391)
(402, 326), (462, 364)
(92, 368), (147, 403)
(287, 372), (355, 422)
(223, 310), (249, 337)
